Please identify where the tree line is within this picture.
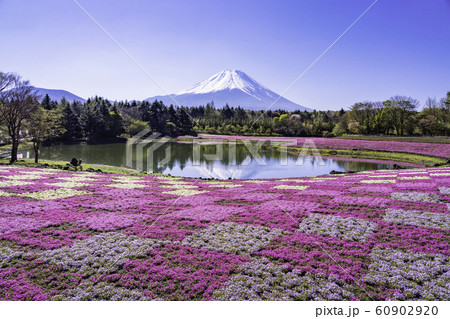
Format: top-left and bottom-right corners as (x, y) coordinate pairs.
(187, 95), (450, 137)
(342, 96), (450, 137)
(39, 92), (450, 140)
(1, 71), (449, 164)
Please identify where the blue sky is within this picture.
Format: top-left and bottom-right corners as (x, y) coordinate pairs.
(1, 0), (449, 110)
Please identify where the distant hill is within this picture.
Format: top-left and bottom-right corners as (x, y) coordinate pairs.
(35, 88), (85, 103)
(145, 69), (310, 111)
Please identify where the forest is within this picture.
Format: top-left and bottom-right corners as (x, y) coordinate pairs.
(41, 92), (450, 141)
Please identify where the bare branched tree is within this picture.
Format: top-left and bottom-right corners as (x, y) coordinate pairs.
(0, 73), (39, 163)
(0, 72), (14, 92)
(424, 97), (438, 109)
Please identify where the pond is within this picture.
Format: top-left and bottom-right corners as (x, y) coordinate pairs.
(19, 141), (396, 179)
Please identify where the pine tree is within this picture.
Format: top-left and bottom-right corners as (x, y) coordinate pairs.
(79, 105), (99, 139)
(176, 107), (194, 135)
(109, 105), (124, 137)
(168, 105), (178, 124)
(62, 103), (82, 139)
(41, 94), (52, 110)
(221, 103), (234, 120)
(444, 92), (450, 111)
(149, 100), (165, 133)
(139, 101), (151, 122)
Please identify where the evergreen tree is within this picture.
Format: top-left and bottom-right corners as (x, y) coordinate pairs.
(221, 103), (234, 120)
(109, 105), (124, 137)
(79, 105), (99, 139)
(168, 105), (178, 125)
(235, 107), (247, 121)
(62, 103), (82, 139)
(139, 101), (151, 121)
(444, 92), (450, 111)
(97, 100), (111, 137)
(41, 94), (52, 110)
(177, 107), (194, 135)
(148, 100), (165, 133)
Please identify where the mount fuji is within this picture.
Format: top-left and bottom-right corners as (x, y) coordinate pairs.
(145, 70), (310, 111)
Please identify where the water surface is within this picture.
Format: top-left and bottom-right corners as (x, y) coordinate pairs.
(20, 141), (395, 179)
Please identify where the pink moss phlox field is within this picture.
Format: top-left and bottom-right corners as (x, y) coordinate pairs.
(193, 135), (450, 158)
(296, 138), (450, 158)
(0, 165), (449, 300)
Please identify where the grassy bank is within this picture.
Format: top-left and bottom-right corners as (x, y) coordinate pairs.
(1, 137), (447, 176)
(0, 158), (143, 176)
(336, 135), (450, 144)
(280, 146), (448, 167)
(195, 133), (450, 144)
(191, 135), (449, 167)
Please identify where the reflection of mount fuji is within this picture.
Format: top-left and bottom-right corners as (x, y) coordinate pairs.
(134, 141), (393, 179)
(25, 141), (394, 179)
(158, 155), (327, 179)
(145, 69), (310, 111)
(189, 165), (259, 180)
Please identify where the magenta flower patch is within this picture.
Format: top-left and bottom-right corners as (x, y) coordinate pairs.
(167, 204), (241, 222)
(100, 244), (248, 300)
(0, 267), (49, 301)
(255, 232), (372, 281)
(0, 165), (449, 300)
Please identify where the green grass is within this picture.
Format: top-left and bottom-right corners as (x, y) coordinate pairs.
(0, 158), (145, 175)
(336, 135), (450, 144)
(281, 146), (448, 167)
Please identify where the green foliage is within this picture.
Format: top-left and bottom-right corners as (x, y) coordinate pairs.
(126, 119), (149, 137)
(61, 102), (82, 139)
(332, 123), (347, 136)
(41, 94), (57, 110)
(346, 96), (449, 137)
(28, 107), (65, 162)
(7, 87), (449, 143)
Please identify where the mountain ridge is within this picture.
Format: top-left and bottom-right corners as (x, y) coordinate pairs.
(146, 70), (310, 111)
(35, 87), (85, 103)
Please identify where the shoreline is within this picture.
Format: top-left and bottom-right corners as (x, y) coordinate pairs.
(192, 135), (449, 167)
(2, 135), (447, 178)
(0, 156), (425, 181)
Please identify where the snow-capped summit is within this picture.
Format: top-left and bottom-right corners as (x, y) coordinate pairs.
(178, 69), (266, 97)
(146, 70), (310, 111)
